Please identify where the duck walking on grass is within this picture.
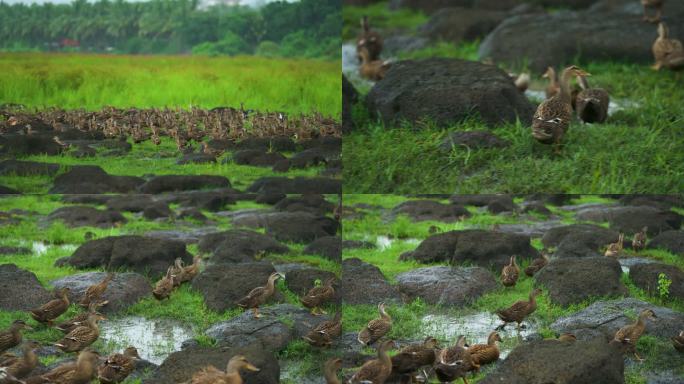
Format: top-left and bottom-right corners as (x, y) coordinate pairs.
(542, 67), (560, 99)
(54, 313), (106, 353)
(301, 277), (336, 316)
(532, 65), (590, 153)
(153, 266), (177, 300)
(575, 74), (609, 124)
(391, 336), (439, 383)
(611, 309), (657, 361)
(97, 347), (140, 384)
(652, 22), (684, 70)
(0, 341), (40, 380)
(524, 251), (549, 277)
(236, 272), (284, 319)
(495, 288), (542, 331)
(350, 340), (396, 384)
(435, 335), (474, 384)
(26, 348), (99, 384)
(184, 355), (259, 384)
(324, 358), (342, 384)
(358, 303), (392, 346)
(29, 287), (70, 326)
(604, 234), (624, 257)
(0, 320), (33, 354)
(56, 302), (105, 334)
(632, 227), (648, 252)
(501, 255), (520, 287)
(467, 331), (502, 372)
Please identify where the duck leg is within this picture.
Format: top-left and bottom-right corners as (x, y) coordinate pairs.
(252, 307), (262, 319)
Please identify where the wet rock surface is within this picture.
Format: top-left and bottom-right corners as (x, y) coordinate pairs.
(647, 230), (684, 256)
(420, 7), (506, 43)
(198, 229), (290, 264)
(47, 205), (127, 228)
(303, 236), (342, 261)
(50, 272), (152, 313)
(575, 205), (682, 235)
(139, 175), (231, 194)
(341, 258), (402, 304)
(389, 200), (471, 222)
(57, 235), (192, 278)
(365, 58), (535, 127)
(49, 165), (144, 194)
(0, 263), (52, 311)
(629, 263), (684, 300)
(247, 176), (341, 194)
(535, 257), (628, 306)
(284, 268), (338, 297)
(395, 266), (497, 306)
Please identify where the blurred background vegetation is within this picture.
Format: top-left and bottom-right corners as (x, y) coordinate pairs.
(0, 0), (341, 60)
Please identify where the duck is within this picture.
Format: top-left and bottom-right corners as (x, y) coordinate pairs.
(349, 340), (396, 384)
(200, 142), (224, 158)
(501, 255), (520, 287)
(510, 73), (530, 93)
(542, 67), (560, 99)
(357, 16), (383, 62)
(652, 22), (684, 70)
(642, 0), (664, 23)
(97, 346), (140, 384)
(0, 320), (33, 354)
(532, 65), (590, 153)
(435, 335), (474, 384)
(611, 309), (657, 361)
(302, 312), (342, 348)
(0, 341), (40, 379)
(604, 233), (624, 257)
(467, 331), (501, 372)
(495, 288), (542, 331)
(324, 358), (342, 384)
(524, 251), (549, 277)
(236, 272), (284, 319)
(153, 266), (177, 300)
(29, 287), (70, 326)
(672, 330), (684, 353)
(391, 336), (439, 383)
(358, 47), (391, 81)
(26, 348), (99, 384)
(358, 303), (392, 346)
(300, 277), (336, 315)
(170, 258), (186, 288)
(180, 255), (202, 284)
(79, 273), (114, 307)
(55, 302), (105, 334)
(54, 313), (106, 353)
(632, 227), (648, 252)
(184, 355), (259, 384)
(575, 74), (609, 124)
(557, 333), (577, 342)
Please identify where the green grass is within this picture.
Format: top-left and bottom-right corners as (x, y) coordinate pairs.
(342, 1), (428, 40)
(0, 53), (341, 118)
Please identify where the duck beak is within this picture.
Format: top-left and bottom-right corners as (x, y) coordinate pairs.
(245, 363), (260, 372)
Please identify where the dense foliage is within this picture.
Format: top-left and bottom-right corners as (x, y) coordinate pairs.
(0, 0), (340, 59)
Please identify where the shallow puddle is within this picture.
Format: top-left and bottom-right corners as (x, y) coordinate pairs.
(99, 316), (193, 365)
(342, 43), (376, 90)
(30, 241), (77, 255)
(421, 312), (539, 358)
(279, 359), (320, 384)
(376, 235), (421, 251)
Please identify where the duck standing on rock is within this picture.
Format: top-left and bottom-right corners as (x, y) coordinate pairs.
(29, 287), (70, 326)
(532, 65), (590, 153)
(236, 272), (284, 319)
(54, 313), (106, 353)
(79, 272), (114, 307)
(611, 309), (657, 361)
(467, 331), (501, 373)
(303, 312), (342, 348)
(604, 234), (624, 257)
(153, 266), (177, 300)
(301, 277), (336, 316)
(0, 320), (32, 354)
(97, 347), (140, 384)
(632, 227), (648, 252)
(391, 336), (439, 383)
(642, 0), (665, 23)
(435, 335), (474, 384)
(184, 355), (259, 384)
(358, 303), (392, 346)
(495, 288), (542, 331)
(575, 74), (609, 124)
(501, 255), (520, 287)
(652, 22), (684, 70)
(324, 358), (342, 384)
(350, 340), (396, 384)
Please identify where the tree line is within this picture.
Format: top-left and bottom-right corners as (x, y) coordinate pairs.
(0, 0), (340, 59)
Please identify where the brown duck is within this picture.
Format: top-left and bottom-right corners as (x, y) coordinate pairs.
(27, 348), (99, 384)
(55, 302), (105, 334)
(0, 320), (32, 354)
(557, 333), (577, 342)
(672, 330), (684, 353)
(300, 277), (336, 315)
(501, 256), (520, 287)
(652, 22), (684, 70)
(575, 74), (609, 124)
(495, 288), (542, 331)
(170, 258), (186, 288)
(97, 346), (140, 384)
(236, 273), (284, 319)
(30, 287), (70, 326)
(604, 233), (624, 257)
(184, 355), (259, 384)
(54, 313), (106, 353)
(524, 251), (549, 277)
(358, 303), (392, 346)
(324, 358), (342, 384)
(632, 227), (648, 252)
(350, 340), (396, 384)
(358, 47), (391, 81)
(302, 312), (342, 348)
(532, 66), (590, 153)
(0, 341), (40, 379)
(357, 16), (383, 62)
(391, 336), (439, 382)
(467, 332), (501, 372)
(612, 309), (657, 361)
(180, 255), (202, 284)
(542, 66), (560, 99)
(435, 335), (474, 384)
(153, 266), (177, 300)
(79, 272), (114, 307)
